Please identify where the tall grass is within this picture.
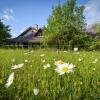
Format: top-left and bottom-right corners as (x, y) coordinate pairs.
(0, 49), (100, 100)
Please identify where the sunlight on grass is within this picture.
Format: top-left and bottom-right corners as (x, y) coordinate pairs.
(0, 49), (100, 99)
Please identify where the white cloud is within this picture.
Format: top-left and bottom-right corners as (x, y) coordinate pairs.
(84, 0), (100, 25)
(2, 8), (14, 21)
(3, 14), (14, 21)
(4, 8), (13, 14)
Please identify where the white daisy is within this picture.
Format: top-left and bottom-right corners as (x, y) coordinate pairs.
(11, 65), (18, 69)
(95, 59), (98, 62)
(33, 88), (39, 95)
(74, 47), (78, 52)
(18, 63), (24, 68)
(46, 64), (50, 67)
(78, 58), (82, 62)
(55, 63), (75, 75)
(55, 60), (65, 66)
(92, 59), (98, 63)
(43, 64), (51, 69)
(12, 63), (24, 70)
(41, 59), (45, 63)
(80, 82), (83, 85)
(40, 54), (45, 57)
(25, 60), (28, 63)
(5, 72), (14, 88)
(63, 50), (67, 53)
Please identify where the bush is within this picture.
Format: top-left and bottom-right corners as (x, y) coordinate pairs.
(89, 40), (100, 50)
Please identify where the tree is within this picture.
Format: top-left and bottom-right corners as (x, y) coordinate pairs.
(62, 0), (87, 48)
(0, 19), (11, 43)
(43, 2), (63, 48)
(43, 0), (88, 49)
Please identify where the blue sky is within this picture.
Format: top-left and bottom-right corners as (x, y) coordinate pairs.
(0, 0), (100, 37)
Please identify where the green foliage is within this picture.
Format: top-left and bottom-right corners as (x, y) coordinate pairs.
(89, 39), (100, 50)
(43, 3), (63, 45)
(44, 0), (88, 47)
(43, 0), (89, 49)
(0, 19), (11, 43)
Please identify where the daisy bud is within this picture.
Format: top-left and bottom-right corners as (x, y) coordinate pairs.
(33, 88), (39, 95)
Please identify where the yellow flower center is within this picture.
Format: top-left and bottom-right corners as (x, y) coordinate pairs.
(61, 67), (68, 72)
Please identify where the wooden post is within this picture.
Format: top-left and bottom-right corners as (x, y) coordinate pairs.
(28, 42), (32, 51)
(15, 42), (18, 49)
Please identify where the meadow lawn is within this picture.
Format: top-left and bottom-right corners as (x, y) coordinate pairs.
(0, 48), (100, 100)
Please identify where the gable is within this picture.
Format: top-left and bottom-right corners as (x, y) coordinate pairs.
(19, 27), (37, 37)
(9, 26), (43, 43)
(23, 29), (37, 37)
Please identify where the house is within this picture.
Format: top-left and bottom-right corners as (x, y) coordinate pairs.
(86, 27), (100, 39)
(9, 25), (43, 48)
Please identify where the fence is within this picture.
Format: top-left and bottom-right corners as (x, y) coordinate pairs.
(0, 43), (95, 51)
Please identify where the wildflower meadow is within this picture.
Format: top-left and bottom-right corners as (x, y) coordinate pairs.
(0, 48), (100, 100)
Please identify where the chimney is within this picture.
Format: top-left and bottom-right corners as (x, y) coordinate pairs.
(34, 24), (38, 30)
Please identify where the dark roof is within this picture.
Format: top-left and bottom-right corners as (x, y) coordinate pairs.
(86, 28), (96, 34)
(9, 27), (43, 43)
(19, 27), (37, 37)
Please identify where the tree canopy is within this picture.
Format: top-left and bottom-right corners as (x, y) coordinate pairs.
(0, 19), (11, 42)
(43, 0), (89, 49)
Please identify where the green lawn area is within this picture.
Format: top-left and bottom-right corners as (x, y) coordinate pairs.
(0, 49), (100, 100)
